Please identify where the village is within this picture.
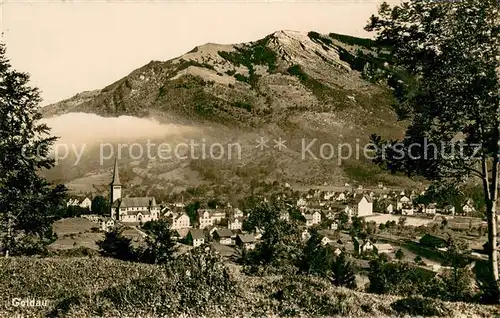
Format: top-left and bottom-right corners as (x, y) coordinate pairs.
(56, 159), (493, 281)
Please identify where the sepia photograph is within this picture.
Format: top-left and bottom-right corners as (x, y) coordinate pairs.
(0, 0), (499, 317)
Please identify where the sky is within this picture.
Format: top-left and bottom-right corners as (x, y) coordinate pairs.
(1, 0), (398, 105)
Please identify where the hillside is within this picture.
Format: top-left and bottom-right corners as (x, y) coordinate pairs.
(1, 257), (498, 317)
(41, 30), (422, 195)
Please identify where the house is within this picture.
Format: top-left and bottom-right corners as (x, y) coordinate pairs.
(373, 243), (394, 255)
(80, 197), (92, 210)
(443, 205), (456, 215)
(321, 236), (332, 246)
(233, 208), (244, 218)
(401, 203), (414, 215)
(174, 228), (190, 240)
(304, 214), (314, 227)
(236, 234), (256, 250)
(167, 212), (191, 230)
(462, 202), (476, 214)
(67, 198), (80, 207)
(425, 203), (437, 215)
(324, 191), (335, 201)
(100, 217), (115, 232)
(297, 198), (307, 207)
(353, 238), (374, 255)
(419, 234), (447, 249)
(331, 221), (339, 230)
(187, 229), (205, 247)
(198, 209), (214, 229)
(228, 217), (243, 230)
(213, 229), (234, 245)
(397, 195), (411, 210)
(386, 203), (394, 214)
(354, 195), (373, 217)
(312, 210), (321, 224)
(280, 211), (290, 222)
(211, 209), (226, 222)
(336, 192), (346, 201)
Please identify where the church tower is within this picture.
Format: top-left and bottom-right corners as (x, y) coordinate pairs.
(109, 158), (122, 219)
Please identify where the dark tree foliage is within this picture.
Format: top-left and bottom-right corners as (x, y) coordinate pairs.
(0, 44), (67, 257)
(91, 196), (109, 216)
(140, 220), (177, 265)
(97, 228), (136, 261)
(368, 258), (425, 296)
(243, 200), (303, 273)
(298, 229), (334, 276)
(330, 253), (357, 289)
(185, 201), (200, 224)
(365, 0), (500, 290)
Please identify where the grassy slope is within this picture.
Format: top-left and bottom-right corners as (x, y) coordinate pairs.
(0, 257), (498, 317)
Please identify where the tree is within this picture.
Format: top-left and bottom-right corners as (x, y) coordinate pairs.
(398, 217), (407, 228)
(140, 220), (177, 264)
(395, 249), (405, 260)
(243, 200), (303, 273)
(368, 258), (424, 296)
(366, 0), (500, 291)
(97, 228), (136, 261)
(185, 201), (200, 225)
(0, 44), (67, 257)
(330, 253), (357, 289)
(337, 211), (349, 228)
(91, 196), (109, 216)
(298, 229), (334, 276)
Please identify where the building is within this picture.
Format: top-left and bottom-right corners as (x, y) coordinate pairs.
(198, 209), (214, 229)
(213, 229), (234, 245)
(187, 229), (205, 247)
(167, 212), (191, 230)
(297, 198), (307, 207)
(443, 205), (456, 215)
(373, 243), (394, 255)
(109, 159), (160, 223)
(386, 203), (394, 214)
(353, 238), (374, 255)
(397, 195), (411, 210)
(236, 234), (256, 250)
(228, 217), (243, 230)
(100, 217), (115, 232)
(425, 203), (437, 215)
(211, 209), (226, 223)
(401, 203), (414, 215)
(80, 197), (92, 210)
(462, 203), (476, 214)
(354, 195), (373, 217)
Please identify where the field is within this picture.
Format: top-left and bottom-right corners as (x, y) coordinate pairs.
(363, 214), (434, 227)
(49, 218), (147, 251)
(1, 257), (498, 317)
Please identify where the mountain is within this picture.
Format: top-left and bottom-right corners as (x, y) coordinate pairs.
(41, 30), (421, 197)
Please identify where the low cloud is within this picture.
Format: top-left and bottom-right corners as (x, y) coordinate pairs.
(42, 112), (199, 145)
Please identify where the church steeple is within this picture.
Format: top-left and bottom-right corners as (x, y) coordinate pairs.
(109, 158), (122, 219)
(110, 158), (121, 186)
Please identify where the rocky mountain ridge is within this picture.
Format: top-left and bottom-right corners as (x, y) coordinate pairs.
(41, 30), (419, 196)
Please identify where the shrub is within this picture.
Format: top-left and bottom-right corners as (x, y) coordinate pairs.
(100, 245), (239, 315)
(367, 259), (426, 296)
(391, 297), (451, 317)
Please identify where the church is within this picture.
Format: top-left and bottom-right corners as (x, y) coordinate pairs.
(109, 159), (160, 223)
